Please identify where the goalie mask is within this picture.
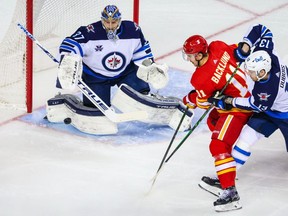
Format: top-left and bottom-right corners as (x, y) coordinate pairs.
(101, 5), (122, 40)
(244, 50), (272, 81)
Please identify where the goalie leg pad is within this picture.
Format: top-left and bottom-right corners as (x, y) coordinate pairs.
(168, 104), (194, 132)
(46, 94), (118, 135)
(112, 84), (187, 127)
(46, 96), (68, 123)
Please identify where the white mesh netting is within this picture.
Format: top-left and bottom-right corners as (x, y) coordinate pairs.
(0, 0), (134, 111)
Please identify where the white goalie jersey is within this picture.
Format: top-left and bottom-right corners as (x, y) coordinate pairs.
(59, 20), (154, 78)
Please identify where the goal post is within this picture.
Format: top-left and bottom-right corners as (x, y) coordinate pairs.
(0, 0), (139, 113)
(133, 0), (140, 25)
(26, 0), (33, 113)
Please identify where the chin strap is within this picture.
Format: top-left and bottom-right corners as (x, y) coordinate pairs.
(256, 70), (268, 81)
(196, 52), (206, 67)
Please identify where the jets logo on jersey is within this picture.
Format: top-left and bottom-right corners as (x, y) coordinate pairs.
(257, 92), (270, 101)
(102, 52), (126, 72)
(95, 45), (103, 52)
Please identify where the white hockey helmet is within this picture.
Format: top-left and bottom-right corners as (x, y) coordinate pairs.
(244, 50), (272, 80)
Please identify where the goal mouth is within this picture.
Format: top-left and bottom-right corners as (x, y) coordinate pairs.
(0, 0), (139, 113)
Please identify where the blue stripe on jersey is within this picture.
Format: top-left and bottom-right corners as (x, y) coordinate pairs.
(234, 157), (245, 165)
(264, 32), (273, 38)
(63, 38), (84, 57)
(261, 26), (273, 38)
(261, 25), (267, 36)
(59, 45), (76, 54)
(133, 53), (153, 62)
(249, 97), (261, 112)
(134, 43), (150, 54)
(233, 145), (251, 165)
(265, 110), (288, 119)
(234, 145), (251, 156)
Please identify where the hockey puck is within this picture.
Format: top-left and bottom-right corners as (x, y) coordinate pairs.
(64, 118), (72, 124)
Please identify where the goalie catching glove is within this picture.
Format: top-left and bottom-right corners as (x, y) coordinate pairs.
(136, 59), (169, 89)
(57, 54), (83, 90)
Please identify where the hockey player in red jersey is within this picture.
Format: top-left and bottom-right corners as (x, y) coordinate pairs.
(182, 35), (252, 212)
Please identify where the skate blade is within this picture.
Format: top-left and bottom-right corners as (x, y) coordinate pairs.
(198, 181), (222, 197)
(214, 200), (242, 212)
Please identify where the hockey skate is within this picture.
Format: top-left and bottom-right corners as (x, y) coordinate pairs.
(198, 176), (223, 197)
(214, 186), (242, 212)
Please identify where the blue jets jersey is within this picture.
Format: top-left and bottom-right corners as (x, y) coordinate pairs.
(233, 24), (288, 119)
(59, 20), (153, 78)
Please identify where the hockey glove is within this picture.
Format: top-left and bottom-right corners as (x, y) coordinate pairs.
(234, 42), (250, 62)
(208, 94), (233, 110)
(137, 59), (169, 90)
(182, 90), (197, 109)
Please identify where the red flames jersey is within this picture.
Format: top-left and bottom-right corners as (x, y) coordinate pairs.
(190, 41), (251, 111)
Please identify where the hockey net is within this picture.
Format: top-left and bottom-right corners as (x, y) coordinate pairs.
(0, 0), (138, 113)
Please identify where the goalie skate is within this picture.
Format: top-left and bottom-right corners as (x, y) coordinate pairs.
(198, 176), (223, 197)
(214, 186), (242, 212)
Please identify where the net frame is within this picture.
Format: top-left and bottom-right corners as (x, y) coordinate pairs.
(0, 0), (139, 113)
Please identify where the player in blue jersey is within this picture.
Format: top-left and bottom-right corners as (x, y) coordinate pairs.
(56, 5), (167, 107)
(45, 5), (192, 135)
(228, 24), (288, 164)
(205, 23), (288, 202)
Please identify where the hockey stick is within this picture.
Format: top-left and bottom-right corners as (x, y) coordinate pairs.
(17, 23), (148, 123)
(150, 106), (189, 189)
(164, 62), (242, 163)
(151, 62), (242, 185)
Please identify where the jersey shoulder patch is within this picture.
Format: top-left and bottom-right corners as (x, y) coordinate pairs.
(120, 20), (142, 39)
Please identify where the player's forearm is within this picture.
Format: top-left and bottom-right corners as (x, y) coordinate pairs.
(231, 97), (255, 111)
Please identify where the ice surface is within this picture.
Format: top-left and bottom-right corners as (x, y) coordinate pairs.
(1, 1), (288, 215)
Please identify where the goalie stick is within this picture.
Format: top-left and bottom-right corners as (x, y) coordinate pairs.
(17, 23), (148, 123)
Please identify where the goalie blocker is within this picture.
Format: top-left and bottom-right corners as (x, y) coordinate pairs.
(112, 84), (194, 131)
